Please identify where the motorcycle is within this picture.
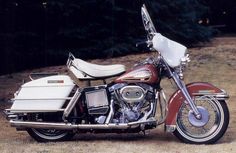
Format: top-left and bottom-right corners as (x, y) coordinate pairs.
(4, 4), (229, 144)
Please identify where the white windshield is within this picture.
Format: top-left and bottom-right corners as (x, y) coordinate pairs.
(152, 33), (187, 68)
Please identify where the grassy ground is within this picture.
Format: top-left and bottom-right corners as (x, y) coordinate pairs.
(0, 37), (236, 153)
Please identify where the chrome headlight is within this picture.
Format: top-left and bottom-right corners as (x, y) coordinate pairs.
(176, 54), (190, 79)
(180, 54), (191, 65)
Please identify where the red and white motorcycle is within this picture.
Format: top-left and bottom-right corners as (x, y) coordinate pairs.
(5, 4), (229, 144)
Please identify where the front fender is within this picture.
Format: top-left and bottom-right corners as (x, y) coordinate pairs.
(165, 82), (229, 132)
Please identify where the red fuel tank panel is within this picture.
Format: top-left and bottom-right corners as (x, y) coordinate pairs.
(115, 64), (159, 84)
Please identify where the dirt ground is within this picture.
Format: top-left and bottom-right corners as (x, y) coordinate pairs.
(0, 37), (236, 153)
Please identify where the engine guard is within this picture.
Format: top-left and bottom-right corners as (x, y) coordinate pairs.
(165, 82), (229, 132)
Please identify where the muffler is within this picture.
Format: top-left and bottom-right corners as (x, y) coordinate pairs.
(10, 120), (130, 130)
(10, 118), (156, 130)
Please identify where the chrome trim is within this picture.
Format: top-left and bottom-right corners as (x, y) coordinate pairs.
(141, 4), (157, 40)
(3, 110), (13, 120)
(7, 115), (18, 120)
(151, 90), (158, 117)
(5, 109), (65, 113)
(4, 110), (19, 121)
(9, 118), (157, 130)
(157, 89), (168, 125)
(176, 54), (190, 80)
(140, 102), (154, 122)
(129, 117), (156, 125)
(192, 91), (229, 100)
(13, 98), (72, 101)
(161, 56), (201, 118)
(63, 89), (82, 120)
(10, 120), (128, 130)
(172, 72), (201, 119)
(165, 125), (176, 133)
(66, 52), (76, 68)
(105, 99), (114, 124)
(120, 85), (146, 102)
(180, 54), (190, 65)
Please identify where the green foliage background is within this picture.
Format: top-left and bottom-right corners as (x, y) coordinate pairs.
(0, 0), (220, 74)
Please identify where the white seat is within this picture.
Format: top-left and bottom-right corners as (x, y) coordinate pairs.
(70, 58), (126, 79)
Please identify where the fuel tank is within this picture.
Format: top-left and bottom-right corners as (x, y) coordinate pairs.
(115, 64), (159, 84)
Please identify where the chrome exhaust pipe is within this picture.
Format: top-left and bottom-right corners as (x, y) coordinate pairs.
(9, 118), (156, 130)
(10, 120), (129, 130)
(10, 120), (77, 130)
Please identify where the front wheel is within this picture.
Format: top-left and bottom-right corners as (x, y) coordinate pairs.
(174, 96), (229, 144)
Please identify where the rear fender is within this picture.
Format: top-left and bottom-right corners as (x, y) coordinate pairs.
(165, 82), (229, 132)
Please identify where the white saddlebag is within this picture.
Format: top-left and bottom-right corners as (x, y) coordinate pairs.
(10, 75), (75, 112)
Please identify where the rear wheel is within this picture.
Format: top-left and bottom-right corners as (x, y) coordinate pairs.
(27, 128), (75, 142)
(26, 112), (76, 142)
(174, 96), (229, 144)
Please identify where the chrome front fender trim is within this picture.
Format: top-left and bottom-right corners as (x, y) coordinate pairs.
(192, 90), (229, 100)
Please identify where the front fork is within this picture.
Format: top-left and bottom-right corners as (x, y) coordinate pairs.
(172, 72), (201, 119)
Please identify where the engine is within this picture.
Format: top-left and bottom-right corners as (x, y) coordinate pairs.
(120, 85), (145, 102)
(110, 83), (154, 123)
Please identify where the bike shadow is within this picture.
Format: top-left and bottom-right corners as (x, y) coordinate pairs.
(72, 130), (179, 143)
(71, 128), (235, 145)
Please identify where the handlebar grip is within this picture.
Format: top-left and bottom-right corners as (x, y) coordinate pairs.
(136, 41), (147, 48)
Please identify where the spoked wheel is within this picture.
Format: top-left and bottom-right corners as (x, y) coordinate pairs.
(174, 96), (229, 144)
(26, 112), (76, 142)
(27, 128), (75, 142)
